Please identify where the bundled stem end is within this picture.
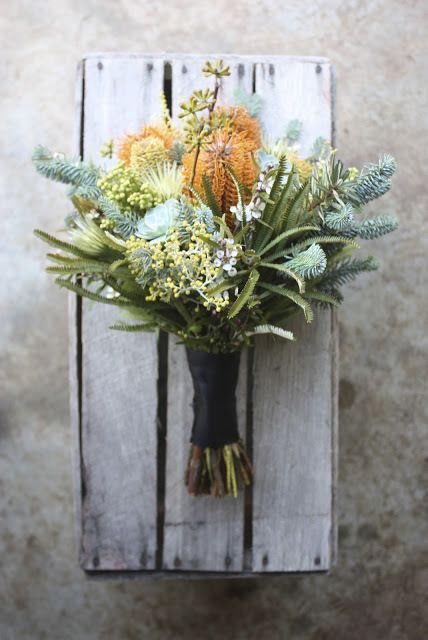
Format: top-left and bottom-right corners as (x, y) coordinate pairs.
(185, 441), (253, 498)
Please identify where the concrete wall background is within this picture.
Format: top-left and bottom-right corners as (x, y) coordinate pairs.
(1, 1), (427, 638)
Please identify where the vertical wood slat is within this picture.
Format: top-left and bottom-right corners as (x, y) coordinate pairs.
(70, 54), (337, 576)
(252, 59), (336, 572)
(69, 60), (84, 563)
(79, 57), (164, 570)
(162, 57), (254, 572)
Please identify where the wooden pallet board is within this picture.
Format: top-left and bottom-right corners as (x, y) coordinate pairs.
(70, 53), (338, 576)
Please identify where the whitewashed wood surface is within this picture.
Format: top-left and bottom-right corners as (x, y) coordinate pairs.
(70, 53), (338, 575)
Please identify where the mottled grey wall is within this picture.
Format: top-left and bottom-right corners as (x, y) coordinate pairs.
(1, 1), (427, 638)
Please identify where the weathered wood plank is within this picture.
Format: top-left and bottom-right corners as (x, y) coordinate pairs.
(71, 54), (338, 576)
(69, 60), (84, 564)
(254, 59), (332, 152)
(252, 59), (336, 572)
(78, 57), (164, 570)
(162, 56), (254, 572)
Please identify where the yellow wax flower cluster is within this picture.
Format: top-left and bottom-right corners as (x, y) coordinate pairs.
(127, 222), (231, 313)
(97, 161), (161, 214)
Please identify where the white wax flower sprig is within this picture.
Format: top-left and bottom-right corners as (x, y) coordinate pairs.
(212, 237), (240, 277)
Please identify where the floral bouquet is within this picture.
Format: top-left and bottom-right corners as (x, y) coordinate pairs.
(34, 59), (397, 498)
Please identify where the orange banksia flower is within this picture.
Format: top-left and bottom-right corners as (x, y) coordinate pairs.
(118, 122), (175, 166)
(217, 105), (261, 147)
(182, 129), (258, 228)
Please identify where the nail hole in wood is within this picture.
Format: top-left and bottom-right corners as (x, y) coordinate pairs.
(262, 553), (269, 566)
(314, 555), (321, 566)
(316, 64), (322, 74)
(97, 61), (103, 71)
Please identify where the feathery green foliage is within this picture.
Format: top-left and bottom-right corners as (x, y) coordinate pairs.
(284, 244), (327, 279)
(349, 154), (397, 205)
(32, 146), (101, 198)
(356, 215), (399, 239)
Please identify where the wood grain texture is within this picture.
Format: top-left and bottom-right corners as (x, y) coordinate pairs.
(68, 60), (84, 564)
(79, 57), (163, 570)
(162, 57), (254, 572)
(252, 58), (336, 572)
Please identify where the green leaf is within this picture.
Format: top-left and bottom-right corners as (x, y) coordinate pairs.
(290, 235), (359, 254)
(303, 290), (340, 306)
(249, 324), (295, 341)
(202, 175), (222, 217)
(46, 264), (107, 275)
(110, 322), (157, 332)
(55, 277), (135, 308)
(253, 155), (288, 251)
(228, 269), (260, 318)
(259, 262), (305, 293)
(225, 164), (248, 225)
(259, 225), (320, 256)
(213, 215), (234, 239)
(205, 272), (247, 296)
(284, 180), (310, 231)
(259, 281), (313, 322)
(34, 229), (92, 258)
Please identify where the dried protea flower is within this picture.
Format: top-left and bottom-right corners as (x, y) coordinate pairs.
(182, 129), (258, 227)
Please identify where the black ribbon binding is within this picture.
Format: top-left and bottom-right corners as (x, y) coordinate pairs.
(186, 348), (241, 449)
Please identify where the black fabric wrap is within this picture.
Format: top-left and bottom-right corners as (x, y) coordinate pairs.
(185, 348), (241, 449)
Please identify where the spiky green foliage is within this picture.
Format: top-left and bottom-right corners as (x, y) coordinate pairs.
(324, 203), (354, 231)
(201, 175), (222, 217)
(34, 229), (92, 258)
(349, 154), (397, 205)
(97, 195), (139, 239)
(32, 146), (101, 199)
(259, 282), (314, 322)
(228, 270), (260, 319)
(284, 244), (327, 279)
(356, 215), (399, 239)
(320, 256), (379, 291)
(249, 324), (295, 340)
(110, 321), (157, 332)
